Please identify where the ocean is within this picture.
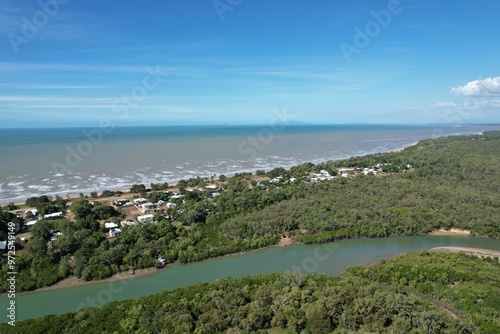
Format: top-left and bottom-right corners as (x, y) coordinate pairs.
(0, 124), (498, 204)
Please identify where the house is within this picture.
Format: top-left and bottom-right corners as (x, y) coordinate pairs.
(341, 173), (349, 178)
(44, 212), (64, 219)
(120, 202), (134, 208)
(166, 202), (177, 209)
(0, 241), (6, 251)
(9, 211), (21, 218)
(140, 202), (155, 213)
(25, 208), (38, 216)
(114, 198), (130, 206)
(120, 220), (137, 227)
(133, 198), (148, 205)
(137, 214), (155, 224)
(339, 168), (355, 173)
(109, 228), (122, 238)
(25, 220), (38, 228)
(51, 231), (63, 241)
(104, 222), (118, 229)
(211, 192), (221, 197)
(205, 185), (217, 190)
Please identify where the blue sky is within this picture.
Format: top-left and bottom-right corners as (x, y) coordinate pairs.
(0, 0), (499, 127)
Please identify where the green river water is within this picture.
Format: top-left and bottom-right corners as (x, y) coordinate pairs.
(2, 235), (500, 323)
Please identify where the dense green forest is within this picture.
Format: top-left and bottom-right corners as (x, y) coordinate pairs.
(2, 251), (499, 333)
(1, 131), (500, 292)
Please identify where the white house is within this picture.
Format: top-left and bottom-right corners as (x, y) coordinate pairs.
(133, 198), (148, 205)
(140, 202), (155, 213)
(120, 220), (137, 227)
(339, 168), (355, 173)
(51, 231), (63, 241)
(104, 222), (118, 229)
(114, 198), (128, 204)
(25, 208), (38, 216)
(166, 202), (177, 209)
(109, 228), (122, 238)
(0, 241), (6, 250)
(137, 214), (155, 224)
(25, 220), (38, 228)
(44, 212), (64, 219)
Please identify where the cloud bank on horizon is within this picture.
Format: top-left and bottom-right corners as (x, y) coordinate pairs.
(0, 0), (499, 128)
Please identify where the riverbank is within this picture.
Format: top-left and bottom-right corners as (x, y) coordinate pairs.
(11, 266), (163, 297)
(9, 237), (296, 297)
(430, 246), (500, 260)
(429, 228), (472, 236)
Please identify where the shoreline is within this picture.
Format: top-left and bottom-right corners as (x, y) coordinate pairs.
(392, 141), (419, 153)
(5, 141), (425, 207)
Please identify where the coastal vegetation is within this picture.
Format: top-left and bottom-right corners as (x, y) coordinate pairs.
(2, 251), (499, 333)
(1, 131), (500, 292)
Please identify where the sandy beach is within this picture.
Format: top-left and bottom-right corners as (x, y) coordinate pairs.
(392, 141), (419, 153)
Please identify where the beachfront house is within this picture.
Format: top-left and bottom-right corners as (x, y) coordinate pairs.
(137, 214), (155, 224)
(109, 228), (122, 238)
(133, 198), (148, 205)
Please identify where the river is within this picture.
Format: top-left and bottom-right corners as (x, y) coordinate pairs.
(2, 235), (500, 323)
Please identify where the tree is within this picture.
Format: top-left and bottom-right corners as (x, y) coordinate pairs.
(130, 184), (147, 193)
(70, 199), (94, 220)
(7, 202), (17, 211)
(26, 237), (48, 257)
(93, 204), (117, 220)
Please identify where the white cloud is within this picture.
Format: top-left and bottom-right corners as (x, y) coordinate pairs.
(451, 77), (500, 96)
(430, 101), (458, 108)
